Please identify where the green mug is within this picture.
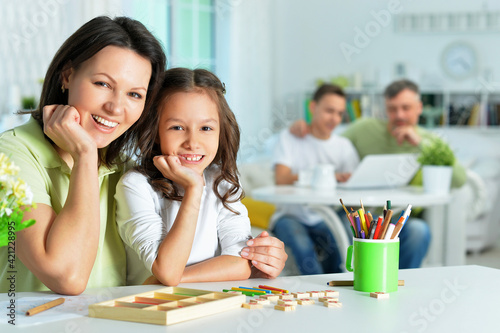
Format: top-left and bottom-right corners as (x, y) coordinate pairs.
(346, 238), (399, 292)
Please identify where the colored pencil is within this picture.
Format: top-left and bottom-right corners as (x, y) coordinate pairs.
(223, 289), (256, 296)
(327, 280), (405, 286)
(384, 224), (396, 240)
(26, 298), (65, 316)
(373, 216), (383, 239)
(354, 213), (362, 238)
(239, 286), (271, 293)
(231, 287), (266, 295)
(379, 209), (393, 239)
(258, 285), (288, 293)
(358, 209), (368, 235)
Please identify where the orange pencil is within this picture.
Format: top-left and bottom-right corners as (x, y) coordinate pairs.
(26, 298), (65, 316)
(367, 212), (373, 224)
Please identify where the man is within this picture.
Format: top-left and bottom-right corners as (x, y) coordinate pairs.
(291, 79), (467, 268)
(341, 79), (466, 188)
(271, 84), (359, 274)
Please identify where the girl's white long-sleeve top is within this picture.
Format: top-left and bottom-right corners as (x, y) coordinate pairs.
(115, 165), (252, 285)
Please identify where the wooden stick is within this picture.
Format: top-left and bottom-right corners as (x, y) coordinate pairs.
(26, 298), (65, 316)
(327, 280), (405, 286)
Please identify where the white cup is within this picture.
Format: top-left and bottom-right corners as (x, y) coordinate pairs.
(297, 169), (313, 187)
(312, 164), (336, 190)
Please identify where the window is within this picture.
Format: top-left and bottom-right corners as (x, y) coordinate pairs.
(169, 0), (215, 70)
(125, 0), (215, 71)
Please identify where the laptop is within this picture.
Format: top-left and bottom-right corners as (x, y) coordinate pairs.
(337, 154), (420, 189)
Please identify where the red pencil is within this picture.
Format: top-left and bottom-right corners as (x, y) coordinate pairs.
(373, 216), (383, 239)
(258, 285), (288, 293)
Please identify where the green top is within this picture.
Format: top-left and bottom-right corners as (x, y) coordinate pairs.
(341, 118), (467, 188)
(0, 117), (127, 292)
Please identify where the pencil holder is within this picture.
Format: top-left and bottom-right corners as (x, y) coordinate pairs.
(346, 238), (399, 293)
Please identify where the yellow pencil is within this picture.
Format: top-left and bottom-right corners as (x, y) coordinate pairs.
(26, 298), (65, 316)
(358, 209), (368, 235)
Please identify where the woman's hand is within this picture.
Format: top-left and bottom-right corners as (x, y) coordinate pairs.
(153, 155), (204, 190)
(42, 104), (96, 161)
(240, 231), (288, 279)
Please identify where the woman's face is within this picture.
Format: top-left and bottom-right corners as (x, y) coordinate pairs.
(63, 45), (152, 148)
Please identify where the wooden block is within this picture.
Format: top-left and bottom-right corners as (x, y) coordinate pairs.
(292, 292), (309, 298)
(370, 292), (390, 299)
(319, 296), (339, 302)
(296, 298), (315, 305)
(307, 291), (321, 298)
(278, 299), (297, 306)
(323, 300), (342, 308)
(242, 302), (263, 309)
(323, 290), (339, 297)
(251, 298), (270, 305)
(274, 304), (296, 311)
(279, 293), (294, 300)
(88, 287), (245, 326)
(261, 294), (279, 302)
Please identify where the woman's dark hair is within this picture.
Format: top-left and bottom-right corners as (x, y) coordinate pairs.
(32, 16), (166, 167)
(136, 68), (243, 213)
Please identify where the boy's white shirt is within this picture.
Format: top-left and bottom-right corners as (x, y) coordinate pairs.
(271, 130), (360, 227)
(115, 165), (252, 285)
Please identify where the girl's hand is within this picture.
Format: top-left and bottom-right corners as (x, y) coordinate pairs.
(153, 155), (204, 190)
(240, 231), (288, 279)
(42, 104), (97, 160)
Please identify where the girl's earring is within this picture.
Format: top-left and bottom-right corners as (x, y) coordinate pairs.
(61, 84), (65, 93)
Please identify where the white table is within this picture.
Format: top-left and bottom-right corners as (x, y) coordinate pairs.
(1, 265), (497, 332)
(252, 185), (455, 267)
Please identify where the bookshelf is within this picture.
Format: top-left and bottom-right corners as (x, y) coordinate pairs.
(336, 88), (500, 128)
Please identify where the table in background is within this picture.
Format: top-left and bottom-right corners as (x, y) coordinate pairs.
(1, 266), (497, 332)
(252, 185), (457, 267)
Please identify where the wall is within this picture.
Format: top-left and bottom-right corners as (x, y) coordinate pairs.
(0, 0), (124, 130)
(270, 0), (500, 111)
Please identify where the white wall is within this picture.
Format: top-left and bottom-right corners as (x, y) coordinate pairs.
(271, 0), (500, 104)
(0, 0), (124, 130)
(219, 0), (275, 162)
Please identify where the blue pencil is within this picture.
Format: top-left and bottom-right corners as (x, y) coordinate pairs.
(355, 215), (362, 239)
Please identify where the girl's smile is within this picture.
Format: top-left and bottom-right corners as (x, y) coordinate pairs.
(158, 91), (220, 175)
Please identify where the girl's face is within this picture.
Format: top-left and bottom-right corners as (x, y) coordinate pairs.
(158, 91), (220, 176)
(63, 45), (152, 148)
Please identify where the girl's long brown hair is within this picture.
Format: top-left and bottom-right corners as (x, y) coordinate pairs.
(135, 68), (243, 213)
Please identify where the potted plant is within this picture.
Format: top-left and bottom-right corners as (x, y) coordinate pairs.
(0, 153), (36, 247)
(417, 137), (455, 194)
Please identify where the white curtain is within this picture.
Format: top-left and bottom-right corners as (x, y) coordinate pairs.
(0, 0), (124, 131)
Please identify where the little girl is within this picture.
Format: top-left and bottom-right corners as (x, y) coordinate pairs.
(116, 68), (255, 286)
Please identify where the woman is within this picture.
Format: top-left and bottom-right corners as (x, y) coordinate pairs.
(0, 16), (166, 295)
(0, 16), (286, 295)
